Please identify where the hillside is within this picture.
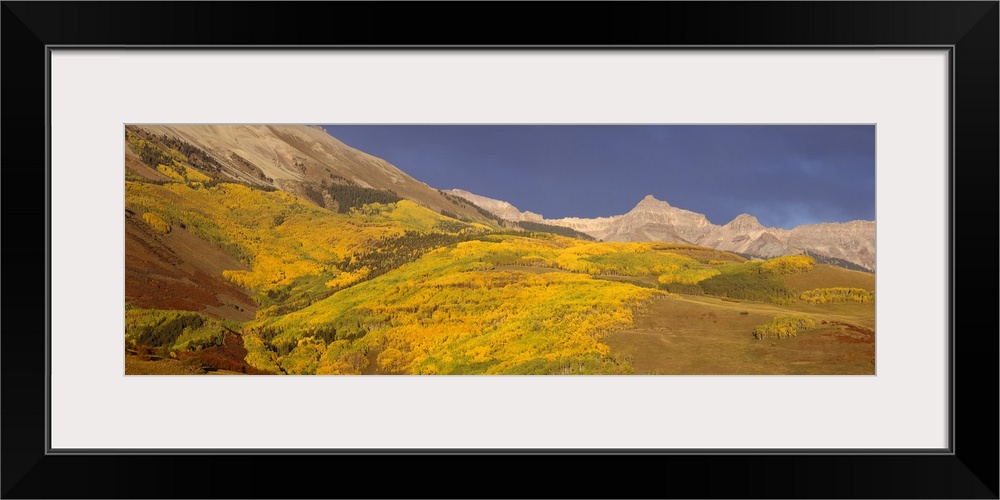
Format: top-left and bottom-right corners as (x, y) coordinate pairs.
(125, 208), (257, 322)
(128, 125), (499, 225)
(602, 258), (875, 375)
(124, 125), (875, 375)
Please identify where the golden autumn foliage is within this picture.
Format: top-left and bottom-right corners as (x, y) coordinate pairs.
(752, 315), (815, 340)
(449, 238), (736, 281)
(125, 130), (877, 375)
(554, 242), (699, 276)
(156, 163), (186, 182)
(256, 235), (665, 374)
(181, 164), (212, 183)
(125, 174), (743, 374)
(315, 340), (369, 374)
(799, 287), (874, 304)
(126, 170), (837, 374)
(324, 268), (371, 290)
(278, 336), (327, 374)
(657, 267), (721, 285)
(142, 212), (171, 233)
(376, 348), (408, 373)
(760, 255), (815, 274)
(125, 134), (765, 375)
(242, 333), (281, 373)
(125, 307), (231, 351)
(126, 180), (474, 312)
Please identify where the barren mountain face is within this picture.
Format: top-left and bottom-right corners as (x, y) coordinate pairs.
(447, 189), (544, 223)
(453, 191), (875, 271)
(138, 125), (493, 222)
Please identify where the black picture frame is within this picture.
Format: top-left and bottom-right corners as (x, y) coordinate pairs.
(3, 2), (996, 498)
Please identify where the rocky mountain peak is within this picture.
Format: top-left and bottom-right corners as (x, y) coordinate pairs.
(632, 194), (672, 211)
(725, 213), (765, 231)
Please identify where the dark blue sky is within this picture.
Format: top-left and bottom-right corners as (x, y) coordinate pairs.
(320, 125), (875, 229)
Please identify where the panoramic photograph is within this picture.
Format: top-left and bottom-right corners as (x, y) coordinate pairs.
(124, 125), (875, 375)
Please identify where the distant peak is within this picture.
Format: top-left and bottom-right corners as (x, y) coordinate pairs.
(726, 213), (765, 229)
(635, 195), (670, 208)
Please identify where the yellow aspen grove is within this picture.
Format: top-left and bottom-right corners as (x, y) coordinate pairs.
(142, 212), (171, 233)
(799, 287), (874, 304)
(752, 315), (816, 340)
(760, 255), (815, 274)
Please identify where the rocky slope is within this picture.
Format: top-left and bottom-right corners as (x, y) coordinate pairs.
(454, 191), (875, 271)
(553, 195), (714, 243)
(124, 208), (257, 321)
(446, 189), (543, 223)
(131, 125), (495, 223)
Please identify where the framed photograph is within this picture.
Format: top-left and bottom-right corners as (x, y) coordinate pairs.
(4, 2), (996, 498)
(119, 122), (877, 377)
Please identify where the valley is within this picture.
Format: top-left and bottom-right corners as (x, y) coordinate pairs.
(124, 125), (875, 375)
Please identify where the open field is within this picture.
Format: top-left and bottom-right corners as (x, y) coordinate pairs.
(783, 264), (875, 292)
(603, 263), (875, 374)
(603, 293), (874, 375)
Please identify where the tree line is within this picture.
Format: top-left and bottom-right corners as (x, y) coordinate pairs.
(752, 315), (815, 340)
(799, 287), (874, 304)
(306, 182), (402, 213)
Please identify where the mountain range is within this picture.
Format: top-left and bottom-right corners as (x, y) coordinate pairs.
(124, 124), (877, 375)
(447, 191), (875, 271)
(127, 124), (874, 272)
